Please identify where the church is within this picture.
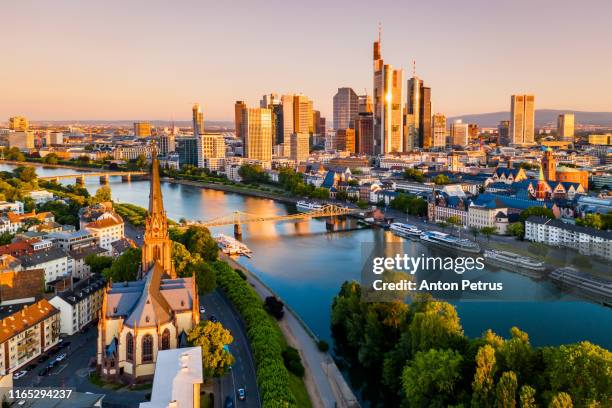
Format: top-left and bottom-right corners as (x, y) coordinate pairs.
(97, 151), (199, 383)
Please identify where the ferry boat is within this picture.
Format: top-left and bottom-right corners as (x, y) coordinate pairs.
(296, 201), (324, 212)
(420, 230), (481, 254)
(390, 222), (423, 239)
(214, 234), (252, 257)
(483, 249), (546, 272)
(550, 267), (612, 304)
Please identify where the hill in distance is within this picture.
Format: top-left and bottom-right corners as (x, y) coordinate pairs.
(449, 109), (612, 128)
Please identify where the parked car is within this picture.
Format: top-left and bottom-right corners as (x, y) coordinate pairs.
(224, 396), (234, 408)
(55, 353), (67, 362)
(237, 388), (246, 401)
(209, 315), (218, 323)
(13, 371), (27, 379)
(199, 306), (206, 314)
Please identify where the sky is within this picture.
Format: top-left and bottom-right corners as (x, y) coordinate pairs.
(2, 0), (611, 122)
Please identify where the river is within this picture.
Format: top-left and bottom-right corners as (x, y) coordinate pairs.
(7, 163), (611, 349)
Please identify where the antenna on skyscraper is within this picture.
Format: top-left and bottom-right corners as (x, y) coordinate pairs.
(378, 22), (382, 43)
(412, 60), (416, 76)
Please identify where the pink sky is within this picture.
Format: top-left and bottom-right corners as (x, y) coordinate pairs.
(1, 0), (611, 122)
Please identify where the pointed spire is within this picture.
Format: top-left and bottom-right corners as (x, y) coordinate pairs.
(378, 22), (382, 44)
(148, 142), (164, 216)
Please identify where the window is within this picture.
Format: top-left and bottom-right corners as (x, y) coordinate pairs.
(126, 333), (134, 361)
(142, 334), (153, 362)
(161, 329), (170, 350)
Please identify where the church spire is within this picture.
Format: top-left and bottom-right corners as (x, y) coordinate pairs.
(148, 145), (164, 216)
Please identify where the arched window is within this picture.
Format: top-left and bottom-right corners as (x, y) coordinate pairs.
(142, 334), (153, 363)
(126, 333), (134, 361)
(161, 329), (170, 350)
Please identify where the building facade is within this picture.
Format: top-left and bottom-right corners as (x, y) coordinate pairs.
(432, 113), (447, 148)
(242, 108), (272, 162)
(557, 113), (574, 142)
(333, 87), (359, 130)
(509, 94), (535, 145)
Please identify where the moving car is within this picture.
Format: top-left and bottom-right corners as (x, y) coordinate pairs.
(55, 353), (67, 362)
(199, 306), (206, 314)
(238, 388), (246, 400)
(13, 371), (27, 380)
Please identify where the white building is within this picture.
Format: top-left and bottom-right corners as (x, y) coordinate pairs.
(0, 201), (24, 214)
(525, 216), (612, 260)
(139, 347), (203, 408)
(49, 275), (105, 335)
(19, 247), (72, 286)
(468, 202), (509, 234)
(28, 190), (55, 205)
(47, 229), (98, 251)
(85, 216), (124, 251)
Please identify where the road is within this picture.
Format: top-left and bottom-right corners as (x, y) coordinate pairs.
(201, 290), (260, 408)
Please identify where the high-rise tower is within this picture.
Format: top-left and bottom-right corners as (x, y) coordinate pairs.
(192, 103), (204, 136)
(333, 87), (359, 130)
(407, 69), (432, 148)
(557, 113), (574, 142)
(510, 94), (535, 145)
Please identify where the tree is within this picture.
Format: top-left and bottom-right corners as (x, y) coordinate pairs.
(447, 215), (463, 229)
(0, 232), (13, 245)
(507, 222), (525, 239)
(548, 393), (573, 408)
(85, 254), (113, 275)
(432, 174), (451, 185)
(179, 226), (218, 262)
(94, 185), (112, 203)
(403, 168), (425, 182)
(409, 301), (464, 354)
(519, 207), (555, 224)
(103, 248), (141, 282)
(402, 348), (464, 407)
(135, 154), (148, 170)
(495, 371), (518, 408)
(13, 166), (37, 182)
(188, 321), (235, 378)
(238, 164), (268, 184)
(575, 214), (605, 230)
(481, 226), (497, 242)
(42, 153), (59, 164)
(519, 385), (537, 408)
(472, 345), (498, 408)
(282, 347), (305, 377)
(265, 296), (285, 319)
(77, 155), (91, 165)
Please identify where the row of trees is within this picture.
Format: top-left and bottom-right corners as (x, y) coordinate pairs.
(331, 281), (611, 407)
(278, 167), (329, 199)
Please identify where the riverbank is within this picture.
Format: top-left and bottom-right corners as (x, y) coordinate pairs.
(0, 159), (104, 172)
(221, 253), (359, 408)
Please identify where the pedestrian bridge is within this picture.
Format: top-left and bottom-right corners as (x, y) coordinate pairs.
(39, 171), (147, 185)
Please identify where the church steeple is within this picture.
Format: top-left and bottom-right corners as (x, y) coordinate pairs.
(141, 145), (175, 278)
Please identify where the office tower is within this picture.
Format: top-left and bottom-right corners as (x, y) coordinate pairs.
(8, 131), (35, 149)
(280, 94), (294, 156)
(498, 120), (510, 145)
(197, 133), (226, 171)
(242, 108), (273, 162)
(308, 100), (314, 134)
(468, 124), (479, 142)
(234, 101), (247, 142)
(373, 32), (405, 154)
(312, 110), (321, 134)
(293, 95), (312, 134)
(403, 113), (417, 151)
(510, 94), (535, 145)
(557, 113), (575, 142)
(45, 131), (64, 146)
(192, 103), (204, 136)
(355, 112), (374, 155)
(333, 87), (359, 130)
(335, 129), (356, 153)
(358, 94), (373, 113)
(313, 116), (326, 147)
(176, 137), (198, 166)
(260, 93), (280, 108)
(450, 120), (469, 147)
(8, 116), (28, 131)
(407, 75), (433, 148)
(290, 133), (310, 164)
(134, 122), (152, 137)
(432, 113), (447, 148)
(272, 104), (284, 146)
(159, 134), (176, 156)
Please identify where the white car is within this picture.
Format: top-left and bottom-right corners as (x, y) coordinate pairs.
(13, 371), (27, 379)
(55, 353), (67, 362)
(199, 306), (206, 314)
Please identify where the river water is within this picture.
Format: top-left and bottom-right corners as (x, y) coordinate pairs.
(8, 164), (611, 349)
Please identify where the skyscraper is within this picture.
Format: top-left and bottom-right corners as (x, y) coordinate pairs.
(358, 94), (373, 113)
(280, 94), (294, 156)
(355, 112), (374, 155)
(557, 113), (575, 142)
(407, 76), (432, 148)
(498, 121), (510, 146)
(260, 93), (280, 108)
(134, 122), (152, 137)
(373, 31), (405, 154)
(234, 101), (247, 142)
(289, 133), (310, 164)
(192, 103), (204, 136)
(159, 134), (176, 156)
(335, 129), (356, 153)
(510, 94), (535, 145)
(8, 116), (28, 131)
(450, 120), (469, 148)
(468, 124), (479, 142)
(176, 137), (198, 166)
(293, 95), (312, 134)
(241, 108), (272, 162)
(333, 87), (359, 130)
(432, 113), (447, 148)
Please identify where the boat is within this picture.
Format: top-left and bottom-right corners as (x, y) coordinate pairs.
(296, 201), (324, 212)
(483, 249), (546, 272)
(390, 222), (423, 239)
(420, 230), (481, 254)
(214, 234), (252, 257)
(550, 267), (612, 304)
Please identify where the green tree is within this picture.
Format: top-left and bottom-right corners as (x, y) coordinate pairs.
(0, 232), (13, 245)
(472, 344), (497, 408)
(238, 164), (268, 184)
(507, 222), (525, 239)
(13, 166), (37, 182)
(179, 226), (218, 262)
(433, 174), (451, 185)
(481, 226), (497, 242)
(519, 207), (555, 223)
(403, 168), (425, 182)
(409, 301), (464, 354)
(470, 227), (480, 240)
(84, 254), (113, 275)
(188, 321), (235, 378)
(548, 393), (573, 408)
(42, 153), (59, 164)
(402, 348), (464, 407)
(93, 185), (112, 203)
(495, 371), (518, 408)
(104, 248), (141, 282)
(519, 385), (537, 408)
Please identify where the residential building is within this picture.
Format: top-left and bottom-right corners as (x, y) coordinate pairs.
(139, 347), (203, 408)
(0, 299), (60, 375)
(432, 113), (447, 148)
(0, 255), (43, 305)
(333, 87), (359, 130)
(197, 133), (226, 171)
(68, 245), (109, 279)
(19, 248), (71, 287)
(28, 190), (54, 204)
(134, 122), (152, 138)
(112, 145), (154, 161)
(289, 133), (310, 164)
(242, 108), (273, 162)
(451, 120), (469, 147)
(509, 94), (535, 145)
(525, 216), (612, 260)
(8, 131), (35, 150)
(49, 275), (105, 335)
(557, 113), (574, 142)
(8, 116), (29, 131)
(0, 201), (23, 214)
(45, 131), (63, 146)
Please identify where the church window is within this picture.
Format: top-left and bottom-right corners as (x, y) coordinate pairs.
(126, 333), (134, 361)
(161, 328), (170, 350)
(142, 334), (153, 362)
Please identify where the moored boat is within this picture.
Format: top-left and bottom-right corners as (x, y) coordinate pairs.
(390, 222), (423, 239)
(296, 200), (324, 212)
(420, 230), (481, 254)
(484, 249), (546, 272)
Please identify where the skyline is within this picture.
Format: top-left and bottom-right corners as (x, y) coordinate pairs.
(2, 0), (611, 121)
